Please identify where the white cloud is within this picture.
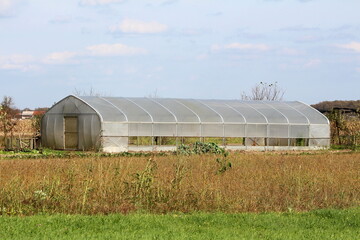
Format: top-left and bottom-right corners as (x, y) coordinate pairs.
(160, 0), (177, 6)
(44, 51), (78, 64)
(0, 54), (34, 64)
(337, 42), (360, 53)
(123, 65), (139, 74)
(0, 0), (23, 16)
(279, 47), (303, 56)
(304, 59), (321, 68)
(87, 43), (147, 56)
(49, 15), (73, 24)
(79, 0), (125, 6)
(196, 54), (209, 60)
(145, 0), (178, 7)
(0, 0), (12, 16)
(0, 63), (21, 70)
(212, 43), (270, 52)
(110, 19), (168, 34)
(153, 66), (163, 72)
(226, 43), (270, 51)
(0, 54), (39, 71)
(297, 35), (320, 42)
(0, 63), (39, 71)
(1, 43), (147, 70)
(211, 44), (221, 51)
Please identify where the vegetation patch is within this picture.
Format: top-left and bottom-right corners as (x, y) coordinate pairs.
(0, 148), (169, 160)
(0, 152), (359, 215)
(177, 142), (227, 155)
(0, 208), (359, 239)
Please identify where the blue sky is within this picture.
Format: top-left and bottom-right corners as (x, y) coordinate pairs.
(1, 0), (359, 109)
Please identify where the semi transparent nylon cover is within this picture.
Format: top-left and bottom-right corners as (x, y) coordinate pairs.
(42, 95), (330, 150)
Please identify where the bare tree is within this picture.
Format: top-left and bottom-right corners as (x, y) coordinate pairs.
(0, 96), (19, 148)
(147, 88), (160, 98)
(73, 87), (106, 97)
(241, 82), (285, 101)
(327, 109), (347, 145)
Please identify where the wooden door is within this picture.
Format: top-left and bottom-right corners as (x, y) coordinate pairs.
(64, 117), (78, 150)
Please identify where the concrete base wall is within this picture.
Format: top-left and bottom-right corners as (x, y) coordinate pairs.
(128, 146), (177, 152)
(102, 137), (128, 153)
(224, 145), (328, 151)
(123, 145), (328, 152)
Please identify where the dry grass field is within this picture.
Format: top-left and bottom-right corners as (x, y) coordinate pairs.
(0, 151), (359, 216)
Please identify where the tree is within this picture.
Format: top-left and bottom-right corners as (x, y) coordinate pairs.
(240, 82), (285, 146)
(241, 82), (285, 101)
(32, 108), (48, 136)
(147, 89), (160, 98)
(327, 109), (346, 145)
(312, 100), (360, 113)
(0, 96), (19, 148)
(73, 87), (105, 97)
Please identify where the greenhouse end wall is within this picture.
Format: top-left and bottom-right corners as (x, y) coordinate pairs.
(41, 96), (102, 151)
(41, 95), (331, 153)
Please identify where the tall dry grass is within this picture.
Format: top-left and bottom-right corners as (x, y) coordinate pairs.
(0, 152), (359, 215)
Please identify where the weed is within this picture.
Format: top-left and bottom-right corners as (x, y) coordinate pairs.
(171, 161), (187, 190)
(0, 152), (359, 215)
(215, 157), (232, 174)
(124, 158), (158, 209)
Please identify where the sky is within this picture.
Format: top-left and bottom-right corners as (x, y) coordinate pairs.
(1, 0), (360, 109)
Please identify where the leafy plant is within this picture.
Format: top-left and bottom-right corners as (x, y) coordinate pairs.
(216, 157), (232, 174)
(177, 142), (227, 155)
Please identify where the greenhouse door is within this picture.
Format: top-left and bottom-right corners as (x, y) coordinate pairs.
(64, 116), (78, 150)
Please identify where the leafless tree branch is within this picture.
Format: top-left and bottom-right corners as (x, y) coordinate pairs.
(241, 82), (285, 101)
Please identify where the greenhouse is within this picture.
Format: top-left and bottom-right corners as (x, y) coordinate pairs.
(41, 95), (330, 152)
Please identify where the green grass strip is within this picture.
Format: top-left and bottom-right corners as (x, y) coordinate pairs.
(0, 208), (359, 240)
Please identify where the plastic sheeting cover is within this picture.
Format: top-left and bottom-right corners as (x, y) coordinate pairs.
(76, 96), (329, 125)
(42, 95), (330, 149)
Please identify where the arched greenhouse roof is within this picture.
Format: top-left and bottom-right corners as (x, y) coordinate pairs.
(75, 95), (329, 125)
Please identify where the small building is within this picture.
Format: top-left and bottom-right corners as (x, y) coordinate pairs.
(20, 110), (35, 119)
(16, 110), (46, 120)
(41, 95), (330, 152)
